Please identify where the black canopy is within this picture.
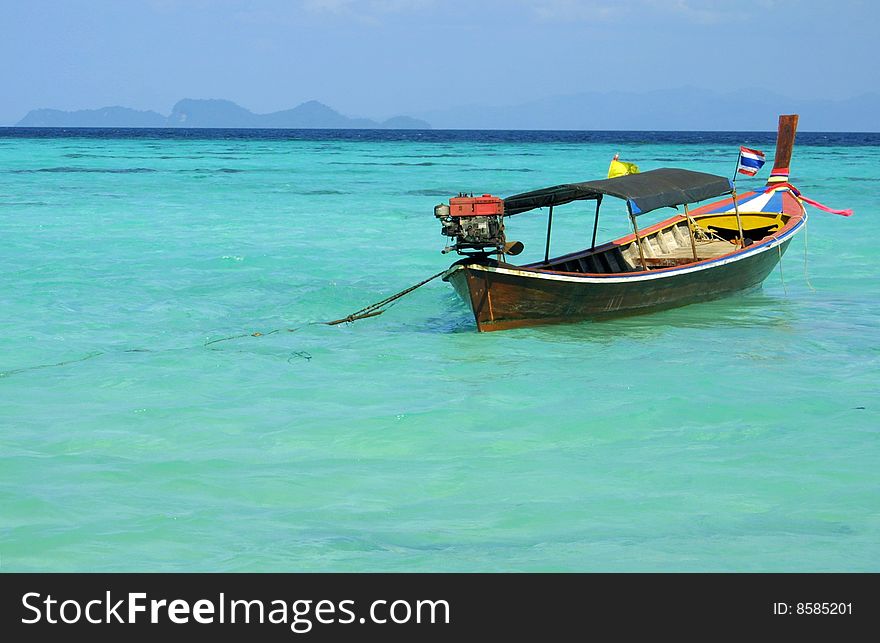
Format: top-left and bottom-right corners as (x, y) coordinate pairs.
(503, 168), (734, 216)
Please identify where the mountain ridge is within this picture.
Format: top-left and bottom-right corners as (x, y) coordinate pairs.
(16, 99), (431, 129)
(14, 89), (880, 131)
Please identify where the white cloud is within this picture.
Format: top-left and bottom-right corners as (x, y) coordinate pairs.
(302, 0), (433, 15)
(529, 0), (624, 21)
(657, 0), (737, 24)
(302, 0), (355, 13)
(525, 0), (767, 23)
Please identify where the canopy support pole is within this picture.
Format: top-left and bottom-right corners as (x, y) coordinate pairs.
(590, 196), (602, 250)
(629, 207), (647, 271)
(544, 205), (554, 264)
(684, 203), (698, 261)
(731, 189), (746, 247)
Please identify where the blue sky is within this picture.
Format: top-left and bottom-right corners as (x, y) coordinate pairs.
(1, 0), (876, 124)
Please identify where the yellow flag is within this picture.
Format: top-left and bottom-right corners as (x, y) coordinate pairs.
(607, 155), (639, 179)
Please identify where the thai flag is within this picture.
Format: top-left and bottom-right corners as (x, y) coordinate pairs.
(737, 146), (766, 176)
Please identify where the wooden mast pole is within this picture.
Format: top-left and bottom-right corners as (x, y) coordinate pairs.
(590, 196), (602, 250)
(731, 189), (746, 247)
(683, 203), (698, 261)
(543, 205), (554, 265)
(629, 204), (647, 270)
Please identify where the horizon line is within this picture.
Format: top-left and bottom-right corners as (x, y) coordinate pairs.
(2, 126), (879, 134)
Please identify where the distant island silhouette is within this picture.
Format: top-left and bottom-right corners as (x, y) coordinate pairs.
(16, 99), (431, 129)
(14, 89), (880, 131)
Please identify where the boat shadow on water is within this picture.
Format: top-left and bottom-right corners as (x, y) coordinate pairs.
(415, 287), (798, 341)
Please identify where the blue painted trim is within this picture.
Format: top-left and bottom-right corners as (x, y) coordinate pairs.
(628, 199), (642, 215)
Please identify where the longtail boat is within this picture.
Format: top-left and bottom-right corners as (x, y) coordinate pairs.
(434, 115), (846, 332)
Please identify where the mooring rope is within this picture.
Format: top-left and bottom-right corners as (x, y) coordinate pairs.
(203, 269), (446, 346)
(0, 351), (105, 379)
(803, 219), (816, 291)
(777, 245), (787, 296)
(324, 269), (446, 325)
(0, 269), (449, 378)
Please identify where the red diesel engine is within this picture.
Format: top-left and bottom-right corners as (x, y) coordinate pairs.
(435, 193), (506, 255)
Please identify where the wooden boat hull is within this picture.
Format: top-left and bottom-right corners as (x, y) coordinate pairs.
(445, 212), (805, 332)
(441, 115), (814, 332)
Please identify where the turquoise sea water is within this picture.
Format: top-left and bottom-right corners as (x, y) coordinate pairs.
(1, 129), (878, 572)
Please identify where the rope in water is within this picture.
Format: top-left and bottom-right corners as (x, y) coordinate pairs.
(777, 244), (787, 296)
(0, 351), (105, 379)
(803, 219), (816, 291)
(1, 270), (447, 377)
(204, 269), (446, 346)
(325, 269), (446, 325)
